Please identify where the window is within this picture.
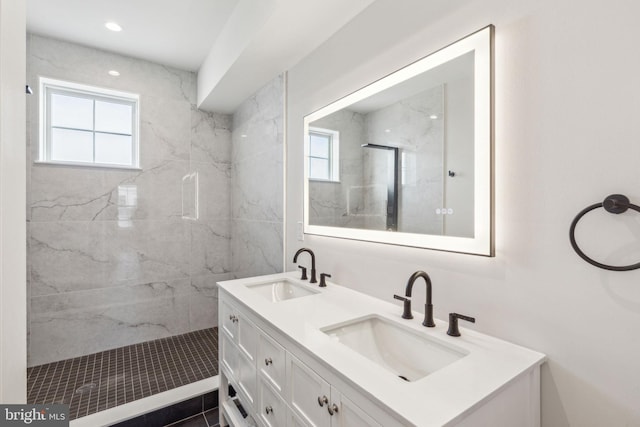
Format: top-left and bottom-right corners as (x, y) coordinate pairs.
(39, 77), (139, 168)
(308, 127), (339, 181)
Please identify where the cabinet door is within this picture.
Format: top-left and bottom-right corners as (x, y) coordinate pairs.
(220, 332), (239, 380)
(238, 311), (259, 361)
(221, 299), (239, 341)
(258, 331), (287, 396)
(237, 350), (257, 411)
(333, 391), (382, 427)
(258, 378), (288, 427)
(288, 354), (331, 427)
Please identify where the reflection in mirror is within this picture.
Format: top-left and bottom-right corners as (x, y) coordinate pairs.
(304, 26), (493, 255)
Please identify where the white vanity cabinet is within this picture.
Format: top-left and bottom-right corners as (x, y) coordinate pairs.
(218, 273), (545, 427)
(219, 295), (388, 427)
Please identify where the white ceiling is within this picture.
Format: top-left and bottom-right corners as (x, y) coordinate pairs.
(27, 0), (239, 72)
(26, 0), (376, 113)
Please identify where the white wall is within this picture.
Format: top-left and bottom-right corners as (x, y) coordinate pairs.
(286, 1), (640, 426)
(0, 0), (26, 403)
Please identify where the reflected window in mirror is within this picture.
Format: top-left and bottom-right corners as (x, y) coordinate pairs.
(308, 127), (340, 182)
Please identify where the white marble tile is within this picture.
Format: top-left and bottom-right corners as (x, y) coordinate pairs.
(29, 294), (191, 366)
(29, 221), (109, 296)
(30, 165), (111, 222)
(232, 75), (283, 163)
(103, 219), (191, 285)
(30, 159), (187, 222)
(187, 274), (230, 331)
(232, 146), (283, 221)
(188, 293), (218, 332)
(190, 221), (231, 277)
(190, 108), (232, 164)
(193, 161), (231, 220)
(140, 95), (191, 162)
(30, 220), (191, 296)
(31, 278), (191, 314)
(111, 159), (187, 221)
(231, 220), (283, 279)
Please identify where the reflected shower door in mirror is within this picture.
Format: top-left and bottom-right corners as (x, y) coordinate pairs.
(304, 26), (493, 256)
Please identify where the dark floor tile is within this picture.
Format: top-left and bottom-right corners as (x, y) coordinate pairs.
(165, 414), (208, 427)
(202, 390), (218, 411)
(28, 328), (219, 421)
(203, 408), (219, 427)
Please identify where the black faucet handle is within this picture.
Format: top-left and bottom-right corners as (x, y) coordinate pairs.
(319, 273), (331, 287)
(447, 313), (476, 337)
(393, 294), (413, 319)
(298, 266), (308, 280)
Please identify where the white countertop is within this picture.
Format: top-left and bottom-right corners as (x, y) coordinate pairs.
(218, 272), (545, 426)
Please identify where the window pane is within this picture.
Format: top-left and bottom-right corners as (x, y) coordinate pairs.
(95, 101), (133, 134)
(51, 93), (93, 130)
(95, 133), (133, 165)
(309, 157), (329, 180)
(309, 133), (330, 158)
(50, 128), (93, 163)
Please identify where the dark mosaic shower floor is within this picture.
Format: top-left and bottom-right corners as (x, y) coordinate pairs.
(27, 327), (218, 421)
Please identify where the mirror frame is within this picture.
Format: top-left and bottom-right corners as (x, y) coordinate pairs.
(303, 26), (494, 256)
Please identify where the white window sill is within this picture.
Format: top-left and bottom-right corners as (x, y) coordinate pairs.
(309, 178), (341, 184)
(33, 160), (142, 171)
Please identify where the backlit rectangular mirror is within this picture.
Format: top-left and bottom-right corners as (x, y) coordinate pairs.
(303, 26), (494, 256)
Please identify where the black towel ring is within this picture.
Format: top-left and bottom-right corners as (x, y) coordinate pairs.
(569, 194), (640, 271)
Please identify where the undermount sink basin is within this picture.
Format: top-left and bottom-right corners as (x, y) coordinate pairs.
(322, 315), (468, 382)
(247, 279), (320, 302)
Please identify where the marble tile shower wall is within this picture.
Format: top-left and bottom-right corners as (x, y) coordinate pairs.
(26, 35), (233, 366)
(231, 75), (284, 279)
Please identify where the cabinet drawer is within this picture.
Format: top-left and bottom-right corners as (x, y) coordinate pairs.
(258, 331), (287, 396)
(221, 299), (239, 340)
(258, 379), (287, 427)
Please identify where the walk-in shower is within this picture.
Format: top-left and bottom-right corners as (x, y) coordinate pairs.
(25, 33), (285, 423)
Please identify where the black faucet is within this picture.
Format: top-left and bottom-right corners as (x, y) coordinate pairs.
(293, 248), (317, 283)
(394, 271), (435, 327)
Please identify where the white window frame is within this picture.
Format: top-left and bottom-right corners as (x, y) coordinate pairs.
(308, 126), (340, 182)
(38, 77), (140, 169)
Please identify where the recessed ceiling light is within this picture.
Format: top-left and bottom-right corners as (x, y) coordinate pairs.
(240, 134), (247, 138)
(108, 70), (120, 77)
(430, 114), (438, 120)
(105, 22), (122, 32)
(384, 129), (391, 133)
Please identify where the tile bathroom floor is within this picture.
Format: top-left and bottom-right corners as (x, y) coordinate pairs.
(27, 327), (218, 421)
